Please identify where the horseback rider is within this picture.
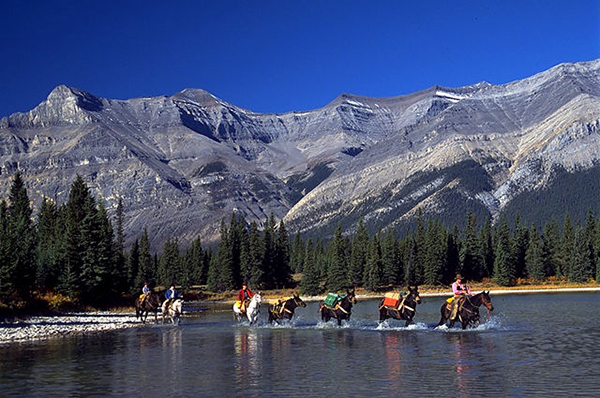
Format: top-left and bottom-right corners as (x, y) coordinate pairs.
(140, 282), (151, 305)
(163, 285), (181, 313)
(237, 282), (254, 313)
(449, 274), (473, 320)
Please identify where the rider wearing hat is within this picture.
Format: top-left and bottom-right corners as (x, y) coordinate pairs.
(450, 274), (472, 320)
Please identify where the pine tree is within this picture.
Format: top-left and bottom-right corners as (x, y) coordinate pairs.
(213, 219), (235, 291)
(262, 214), (277, 289)
(349, 218), (369, 286)
(327, 225), (350, 291)
(158, 238), (182, 287)
(423, 220), (447, 286)
(405, 238), (419, 286)
(561, 213), (576, 280)
(246, 221), (264, 289)
(274, 220), (292, 288)
(479, 218), (494, 279)
(381, 230), (400, 286)
(512, 214), (529, 280)
(525, 224), (545, 281)
(127, 239), (140, 294)
(35, 197), (61, 289)
(542, 218), (561, 278)
(300, 239), (321, 295)
(364, 233), (383, 291)
(460, 211), (482, 281)
(134, 227), (154, 290)
(5, 172), (36, 298)
(493, 217), (513, 286)
(571, 225), (593, 283)
(113, 198), (126, 293)
(290, 233), (305, 273)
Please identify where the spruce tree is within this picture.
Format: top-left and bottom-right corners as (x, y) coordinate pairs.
(381, 230), (400, 286)
(460, 211), (482, 281)
(135, 228), (154, 288)
(349, 218), (369, 286)
(274, 219), (292, 288)
(542, 218), (561, 278)
(6, 172), (36, 298)
(364, 233), (383, 291)
(35, 197), (60, 289)
(479, 218), (494, 278)
(493, 217), (513, 286)
(246, 221), (264, 289)
(423, 220), (447, 286)
(561, 213), (576, 280)
(525, 224), (545, 281)
(127, 239), (140, 294)
(327, 225), (350, 292)
(571, 226), (593, 283)
(512, 214), (529, 280)
(300, 239), (321, 295)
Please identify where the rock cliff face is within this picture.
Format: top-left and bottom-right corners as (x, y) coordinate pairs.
(1, 60), (599, 249)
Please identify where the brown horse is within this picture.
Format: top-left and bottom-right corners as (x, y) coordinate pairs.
(135, 291), (161, 323)
(378, 286), (422, 326)
(438, 291), (494, 329)
(319, 289), (357, 326)
(268, 293), (307, 324)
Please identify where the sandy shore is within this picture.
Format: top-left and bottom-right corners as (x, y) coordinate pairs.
(0, 312), (143, 345)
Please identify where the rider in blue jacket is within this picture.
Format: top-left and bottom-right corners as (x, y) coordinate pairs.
(164, 285), (180, 311)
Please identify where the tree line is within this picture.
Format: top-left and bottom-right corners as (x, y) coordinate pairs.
(1, 173), (599, 309)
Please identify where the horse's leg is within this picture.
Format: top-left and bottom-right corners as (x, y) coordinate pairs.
(379, 308), (388, 323)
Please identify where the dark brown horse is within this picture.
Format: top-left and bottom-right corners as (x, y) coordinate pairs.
(135, 291), (161, 323)
(379, 286), (422, 326)
(438, 291), (494, 329)
(268, 293), (307, 324)
(319, 289), (357, 326)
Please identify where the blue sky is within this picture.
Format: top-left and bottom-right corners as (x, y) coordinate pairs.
(1, 0), (599, 118)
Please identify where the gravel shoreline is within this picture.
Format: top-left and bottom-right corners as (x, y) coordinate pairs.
(2, 287), (599, 345)
(0, 312), (144, 345)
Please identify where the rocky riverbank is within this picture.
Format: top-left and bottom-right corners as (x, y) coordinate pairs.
(0, 312), (142, 345)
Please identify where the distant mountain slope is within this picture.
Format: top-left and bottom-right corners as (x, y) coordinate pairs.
(1, 59), (599, 249)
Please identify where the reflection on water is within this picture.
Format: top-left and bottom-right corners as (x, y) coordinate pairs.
(1, 292), (600, 397)
(234, 328), (261, 388)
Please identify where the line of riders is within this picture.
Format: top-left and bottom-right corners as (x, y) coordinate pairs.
(137, 274), (494, 329)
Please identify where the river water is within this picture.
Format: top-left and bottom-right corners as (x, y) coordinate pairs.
(2, 292), (600, 397)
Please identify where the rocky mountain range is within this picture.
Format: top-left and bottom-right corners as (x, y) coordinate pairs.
(1, 59), (599, 250)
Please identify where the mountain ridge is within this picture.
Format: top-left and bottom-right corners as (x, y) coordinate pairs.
(1, 59), (600, 249)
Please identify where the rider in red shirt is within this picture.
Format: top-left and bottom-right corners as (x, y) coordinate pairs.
(237, 282), (254, 313)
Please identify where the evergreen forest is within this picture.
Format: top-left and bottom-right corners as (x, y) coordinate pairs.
(1, 173), (599, 312)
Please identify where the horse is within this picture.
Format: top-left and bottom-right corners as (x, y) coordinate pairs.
(268, 293), (307, 324)
(438, 291), (494, 329)
(378, 286), (422, 327)
(319, 289), (357, 326)
(162, 298), (183, 325)
(135, 291), (161, 324)
(233, 292), (262, 325)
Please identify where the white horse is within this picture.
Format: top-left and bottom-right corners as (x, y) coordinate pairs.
(162, 298), (183, 325)
(233, 292), (262, 325)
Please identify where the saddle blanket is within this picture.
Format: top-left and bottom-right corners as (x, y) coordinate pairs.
(383, 292), (401, 307)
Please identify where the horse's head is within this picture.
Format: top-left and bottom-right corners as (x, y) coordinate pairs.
(481, 291), (494, 311)
(408, 286), (421, 304)
(292, 293), (307, 308)
(254, 292), (263, 305)
(346, 288), (357, 304)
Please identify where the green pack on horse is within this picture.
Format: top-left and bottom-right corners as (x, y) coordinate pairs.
(319, 289), (357, 326)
